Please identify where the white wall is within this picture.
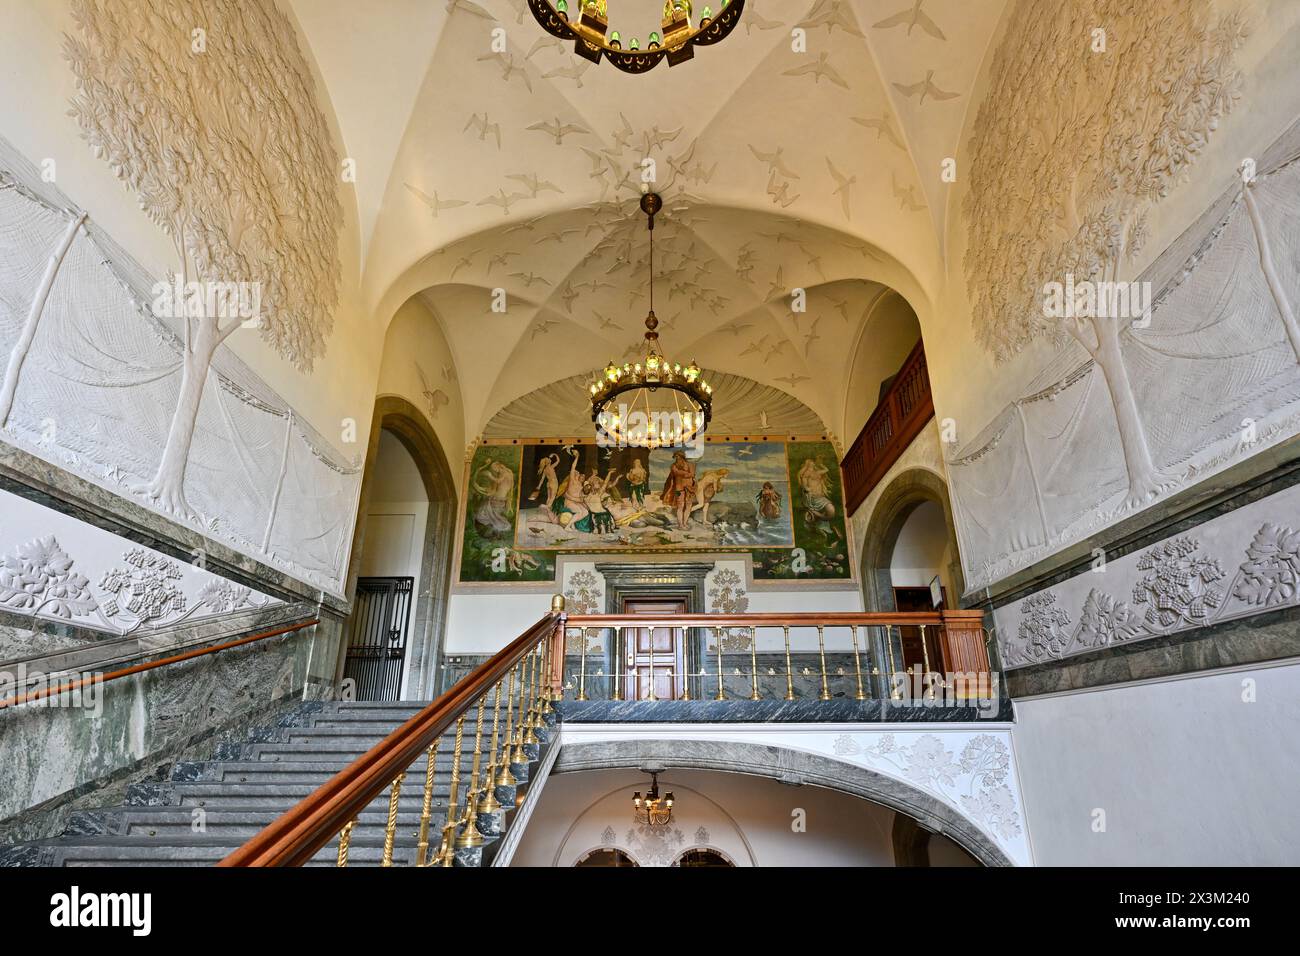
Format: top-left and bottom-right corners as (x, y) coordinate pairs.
(446, 555), (864, 655)
(1013, 661), (1300, 865)
(512, 768), (897, 867)
(889, 499), (947, 589)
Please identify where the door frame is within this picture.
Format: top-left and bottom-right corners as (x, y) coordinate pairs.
(621, 593), (690, 700)
(597, 562), (714, 698)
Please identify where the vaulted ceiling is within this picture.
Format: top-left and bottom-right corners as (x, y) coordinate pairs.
(289, 0), (1010, 442)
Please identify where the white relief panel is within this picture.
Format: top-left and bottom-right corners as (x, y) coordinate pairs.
(994, 477), (1300, 669)
(0, 488), (281, 639)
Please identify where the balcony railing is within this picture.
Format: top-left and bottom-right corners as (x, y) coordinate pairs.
(841, 339), (934, 515)
(562, 610), (992, 705)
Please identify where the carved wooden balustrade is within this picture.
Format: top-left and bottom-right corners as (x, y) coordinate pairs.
(841, 340), (934, 515)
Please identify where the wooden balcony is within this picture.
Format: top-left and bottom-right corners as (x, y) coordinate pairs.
(841, 340), (933, 516)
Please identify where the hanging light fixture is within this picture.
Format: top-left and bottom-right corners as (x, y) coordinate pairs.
(632, 771), (675, 827)
(590, 191), (712, 449)
(529, 1), (746, 74)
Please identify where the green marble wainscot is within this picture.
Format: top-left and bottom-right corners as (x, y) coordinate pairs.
(0, 609), (343, 843)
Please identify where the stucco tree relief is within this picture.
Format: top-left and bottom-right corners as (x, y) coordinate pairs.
(64, 0), (343, 517)
(962, 0), (1249, 506)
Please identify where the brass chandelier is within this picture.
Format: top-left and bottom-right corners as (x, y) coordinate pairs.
(590, 191), (713, 449)
(632, 771), (675, 827)
(529, 1), (746, 74)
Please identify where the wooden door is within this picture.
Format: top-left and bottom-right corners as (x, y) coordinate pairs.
(893, 586), (946, 675)
(623, 597), (687, 700)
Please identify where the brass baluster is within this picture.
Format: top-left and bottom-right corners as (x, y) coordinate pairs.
(576, 628), (589, 701)
(380, 770), (405, 867)
(496, 666), (517, 789)
(511, 651), (529, 765)
(647, 625), (656, 701)
(478, 682), (503, 815)
(524, 645), (541, 744)
(540, 633), (556, 715)
(850, 625), (866, 700)
(415, 736), (442, 867)
(336, 819), (356, 868)
(456, 694), (488, 850)
(714, 627), (725, 700)
(681, 627), (691, 701)
(816, 624), (831, 701)
(748, 627), (760, 700)
(611, 627), (622, 701)
(886, 624), (903, 700)
(438, 716), (466, 867)
(920, 623), (935, 700)
(782, 625), (795, 700)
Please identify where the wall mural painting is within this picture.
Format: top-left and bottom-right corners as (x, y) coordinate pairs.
(459, 445), (555, 583)
(457, 440), (851, 583)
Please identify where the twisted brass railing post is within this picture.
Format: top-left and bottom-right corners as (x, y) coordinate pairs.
(714, 627), (725, 700)
(479, 682), (503, 814)
(576, 628), (589, 701)
(816, 625), (831, 701)
(456, 695), (487, 849)
(336, 819), (356, 868)
(539, 634), (554, 716)
(850, 626), (866, 700)
(380, 771), (405, 867)
(611, 627), (622, 700)
(748, 627), (760, 700)
(524, 646), (541, 744)
(438, 716), (466, 867)
(782, 625), (795, 700)
(415, 737), (442, 867)
(496, 665), (517, 788)
(511, 653), (529, 765)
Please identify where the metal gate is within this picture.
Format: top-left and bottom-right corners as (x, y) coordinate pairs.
(343, 577), (414, 701)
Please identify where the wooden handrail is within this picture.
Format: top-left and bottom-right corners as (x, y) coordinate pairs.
(841, 339), (934, 515)
(219, 609), (565, 867)
(565, 611), (964, 628)
(0, 617), (320, 710)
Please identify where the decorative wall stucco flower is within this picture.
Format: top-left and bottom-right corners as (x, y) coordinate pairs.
(0, 535), (97, 618)
(1131, 536), (1224, 629)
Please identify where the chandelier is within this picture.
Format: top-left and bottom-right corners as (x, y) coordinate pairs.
(590, 191), (713, 449)
(528, 1), (746, 74)
(633, 772), (675, 826)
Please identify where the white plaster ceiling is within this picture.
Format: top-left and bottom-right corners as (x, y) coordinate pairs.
(288, 0), (1010, 442)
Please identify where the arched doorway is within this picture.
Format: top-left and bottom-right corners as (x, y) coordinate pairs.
(341, 397), (456, 699)
(858, 468), (968, 697)
(673, 848), (735, 867)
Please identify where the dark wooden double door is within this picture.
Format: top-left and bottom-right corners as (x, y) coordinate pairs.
(623, 597), (687, 700)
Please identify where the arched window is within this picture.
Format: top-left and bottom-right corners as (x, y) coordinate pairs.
(574, 848), (637, 867)
(673, 848), (734, 867)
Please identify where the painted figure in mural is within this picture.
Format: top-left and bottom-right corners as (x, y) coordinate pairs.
(798, 457), (842, 541)
(689, 467), (730, 526)
(661, 450), (698, 529)
(756, 481), (782, 521)
(579, 468), (620, 534)
(625, 457), (649, 507)
(529, 452), (561, 508)
(552, 446), (591, 528)
(472, 459), (516, 536)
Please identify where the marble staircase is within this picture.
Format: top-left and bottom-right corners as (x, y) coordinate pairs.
(0, 699), (554, 867)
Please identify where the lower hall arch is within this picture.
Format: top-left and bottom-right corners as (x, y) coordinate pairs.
(553, 738), (1012, 867)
